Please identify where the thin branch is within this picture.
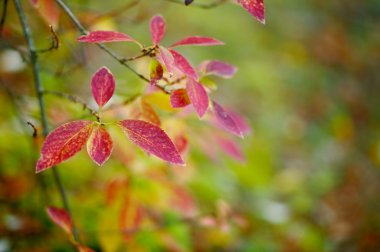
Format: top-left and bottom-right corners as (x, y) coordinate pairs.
(55, 0), (150, 83)
(37, 26), (60, 53)
(43, 90), (100, 121)
(13, 0), (80, 243)
(166, 0), (227, 9)
(0, 0), (8, 37)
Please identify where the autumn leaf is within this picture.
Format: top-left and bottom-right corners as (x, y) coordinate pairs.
(150, 15), (166, 45)
(149, 58), (164, 85)
(129, 99), (161, 126)
(87, 125), (113, 166)
(77, 30), (135, 43)
(216, 136), (245, 162)
(32, 0), (60, 29)
(77, 245), (96, 252)
(170, 49), (198, 80)
(170, 36), (224, 48)
(158, 46), (175, 75)
(212, 101), (243, 138)
(119, 197), (144, 240)
(36, 120), (94, 173)
(199, 60), (237, 79)
(91, 66), (115, 108)
(170, 89), (191, 108)
(46, 207), (73, 235)
(119, 120), (184, 165)
(186, 78), (209, 118)
(237, 0), (265, 24)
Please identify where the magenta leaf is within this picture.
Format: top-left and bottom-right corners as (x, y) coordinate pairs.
(169, 49), (198, 80)
(91, 66), (115, 108)
(199, 60), (237, 79)
(227, 109), (252, 135)
(170, 89), (191, 108)
(158, 46), (175, 75)
(212, 101), (243, 138)
(77, 30), (135, 43)
(87, 126), (113, 166)
(36, 120), (94, 173)
(150, 15), (166, 45)
(186, 78), (209, 118)
(237, 0), (265, 24)
(46, 207), (73, 235)
(170, 36), (224, 48)
(217, 137), (245, 162)
(119, 120), (184, 165)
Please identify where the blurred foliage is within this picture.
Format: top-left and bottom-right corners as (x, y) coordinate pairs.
(1, 0), (380, 251)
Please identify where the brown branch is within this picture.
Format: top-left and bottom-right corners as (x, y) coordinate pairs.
(37, 26), (60, 53)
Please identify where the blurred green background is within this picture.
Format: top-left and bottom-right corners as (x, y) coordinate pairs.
(1, 0), (380, 251)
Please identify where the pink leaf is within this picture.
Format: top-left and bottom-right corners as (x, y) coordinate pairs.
(186, 78), (209, 118)
(46, 207), (73, 235)
(91, 66), (115, 108)
(169, 49), (198, 80)
(150, 15), (166, 45)
(119, 120), (184, 165)
(77, 30), (135, 43)
(199, 60), (237, 79)
(170, 36), (224, 48)
(216, 137), (245, 162)
(87, 126), (113, 166)
(212, 101), (243, 137)
(170, 89), (190, 108)
(237, 0), (265, 24)
(158, 46), (175, 75)
(36, 120), (94, 173)
(227, 109), (252, 135)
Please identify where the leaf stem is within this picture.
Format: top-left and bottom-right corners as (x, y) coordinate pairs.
(13, 0), (80, 243)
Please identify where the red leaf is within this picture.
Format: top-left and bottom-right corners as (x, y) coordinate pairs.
(199, 60), (237, 79)
(170, 36), (224, 48)
(186, 78), (209, 118)
(33, 0), (60, 28)
(130, 100), (161, 126)
(227, 109), (252, 135)
(36, 120), (94, 173)
(77, 246), (96, 252)
(169, 184), (197, 217)
(119, 120), (184, 165)
(237, 0), (265, 24)
(46, 207), (73, 235)
(212, 101), (243, 137)
(119, 197), (144, 240)
(149, 59), (164, 85)
(77, 30), (135, 43)
(170, 89), (190, 108)
(87, 126), (113, 166)
(169, 49), (198, 80)
(158, 46), (175, 75)
(150, 15), (166, 45)
(91, 66), (115, 108)
(217, 137), (245, 162)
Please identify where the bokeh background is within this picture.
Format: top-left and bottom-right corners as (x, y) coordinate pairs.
(1, 0), (380, 251)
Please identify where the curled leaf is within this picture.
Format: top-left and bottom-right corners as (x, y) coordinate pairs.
(170, 36), (224, 48)
(150, 15), (166, 45)
(158, 46), (175, 75)
(91, 66), (115, 108)
(212, 101), (243, 138)
(186, 78), (209, 118)
(36, 120), (94, 173)
(149, 58), (164, 85)
(46, 207), (73, 235)
(170, 89), (190, 108)
(119, 120), (184, 165)
(199, 60), (237, 79)
(237, 0), (265, 24)
(77, 30), (135, 43)
(87, 125), (113, 166)
(170, 49), (198, 80)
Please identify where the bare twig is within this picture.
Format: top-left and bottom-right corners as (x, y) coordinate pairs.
(37, 26), (60, 53)
(27, 122), (38, 138)
(13, 0), (80, 243)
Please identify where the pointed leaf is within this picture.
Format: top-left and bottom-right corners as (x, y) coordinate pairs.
(212, 101), (243, 137)
(158, 46), (175, 75)
(237, 0), (265, 24)
(199, 60), (237, 79)
(149, 58), (164, 85)
(119, 197), (144, 240)
(170, 36), (224, 48)
(186, 78), (209, 118)
(170, 89), (190, 108)
(150, 15), (166, 44)
(36, 120), (94, 173)
(169, 49), (198, 80)
(46, 207), (73, 235)
(217, 137), (245, 162)
(119, 120), (184, 165)
(87, 125), (113, 166)
(227, 109), (252, 135)
(91, 66), (115, 108)
(78, 30), (135, 43)
(130, 100), (161, 126)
